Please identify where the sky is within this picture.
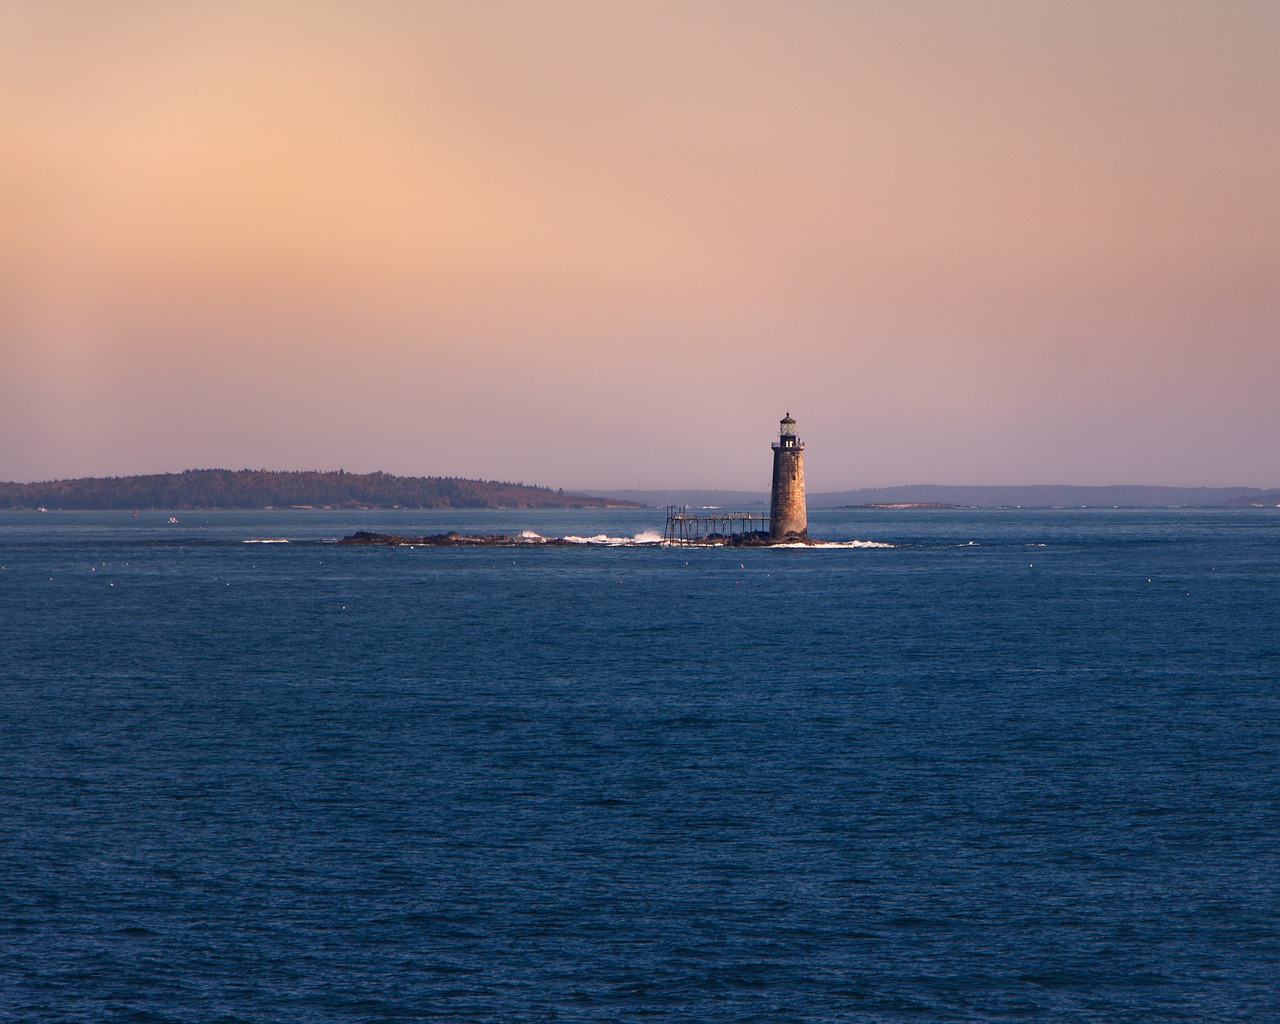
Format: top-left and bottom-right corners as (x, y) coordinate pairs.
(3, 1), (1278, 490)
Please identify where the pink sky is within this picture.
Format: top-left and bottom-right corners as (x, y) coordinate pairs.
(3, 1), (1277, 490)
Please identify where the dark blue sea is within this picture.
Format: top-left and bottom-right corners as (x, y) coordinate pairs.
(3, 507), (1278, 1023)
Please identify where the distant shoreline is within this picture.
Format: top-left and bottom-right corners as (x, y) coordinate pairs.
(3, 473), (1278, 511)
(847, 503), (966, 509)
(0, 469), (641, 512)
(594, 485), (1280, 509)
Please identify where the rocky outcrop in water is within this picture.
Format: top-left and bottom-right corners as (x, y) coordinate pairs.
(337, 529), (823, 548)
(338, 530), (581, 547)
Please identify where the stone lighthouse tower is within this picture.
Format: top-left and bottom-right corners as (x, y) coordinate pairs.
(769, 412), (807, 541)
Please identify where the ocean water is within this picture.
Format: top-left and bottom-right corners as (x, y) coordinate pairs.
(2, 506), (1277, 1023)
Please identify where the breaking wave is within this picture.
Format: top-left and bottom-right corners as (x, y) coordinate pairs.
(561, 530), (666, 546)
(538, 531), (892, 549)
(768, 540), (894, 549)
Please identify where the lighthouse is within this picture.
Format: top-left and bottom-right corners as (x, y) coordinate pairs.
(769, 412), (808, 541)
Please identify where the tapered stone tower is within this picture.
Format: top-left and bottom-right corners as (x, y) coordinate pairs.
(769, 412), (807, 541)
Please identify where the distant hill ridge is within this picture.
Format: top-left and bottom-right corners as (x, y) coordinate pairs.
(596, 485), (1280, 509)
(0, 469), (639, 510)
(821, 484), (1280, 508)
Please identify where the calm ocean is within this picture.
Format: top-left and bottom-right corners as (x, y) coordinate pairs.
(2, 507), (1277, 1023)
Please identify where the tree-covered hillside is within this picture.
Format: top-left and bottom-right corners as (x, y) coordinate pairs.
(0, 469), (640, 510)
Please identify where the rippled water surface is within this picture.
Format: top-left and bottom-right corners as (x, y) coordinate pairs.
(2, 507), (1278, 1022)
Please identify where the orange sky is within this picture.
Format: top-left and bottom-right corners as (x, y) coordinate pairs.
(3, 1), (1278, 489)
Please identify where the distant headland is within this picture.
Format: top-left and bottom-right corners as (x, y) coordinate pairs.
(594, 484), (1280, 509)
(0, 469), (641, 511)
(4, 470), (1276, 513)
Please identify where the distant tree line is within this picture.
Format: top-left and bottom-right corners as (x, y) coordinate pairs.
(0, 469), (637, 510)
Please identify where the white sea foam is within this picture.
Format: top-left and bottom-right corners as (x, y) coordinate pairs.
(561, 530), (665, 546)
(769, 540), (894, 549)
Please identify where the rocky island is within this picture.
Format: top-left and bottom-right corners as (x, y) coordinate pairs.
(339, 530), (593, 547)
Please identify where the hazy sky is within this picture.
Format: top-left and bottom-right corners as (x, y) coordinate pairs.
(4, 1), (1278, 490)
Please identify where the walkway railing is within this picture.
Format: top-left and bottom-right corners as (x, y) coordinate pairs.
(662, 505), (771, 545)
